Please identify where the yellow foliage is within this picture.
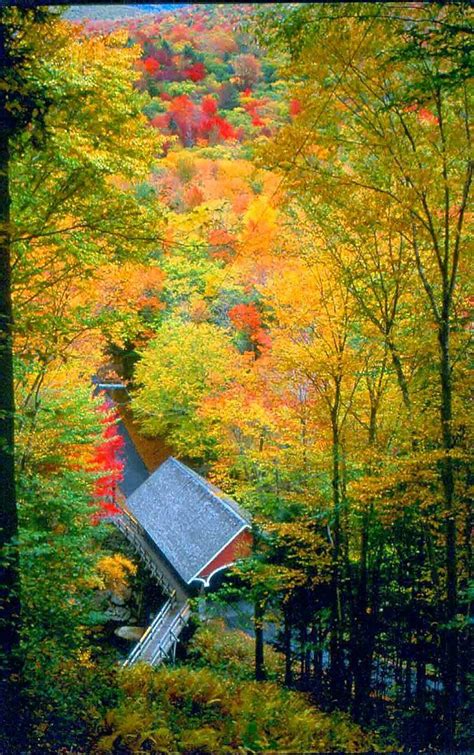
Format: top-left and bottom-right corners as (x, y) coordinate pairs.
(96, 661), (381, 753)
(96, 554), (137, 593)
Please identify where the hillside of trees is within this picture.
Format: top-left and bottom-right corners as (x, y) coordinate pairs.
(0, 4), (472, 753)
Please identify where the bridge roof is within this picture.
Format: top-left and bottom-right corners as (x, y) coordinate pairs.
(125, 457), (250, 585)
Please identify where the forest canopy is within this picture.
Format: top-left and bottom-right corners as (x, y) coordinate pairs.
(0, 3), (472, 752)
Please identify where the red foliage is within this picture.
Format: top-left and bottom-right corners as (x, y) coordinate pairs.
(418, 107), (439, 125)
(150, 113), (169, 131)
(290, 98), (301, 116)
(202, 95), (218, 116)
(404, 102), (439, 125)
(214, 115), (237, 140)
(229, 303), (271, 353)
(151, 94), (236, 146)
(183, 62), (206, 82)
(253, 328), (272, 352)
(209, 228), (234, 246)
(167, 94), (198, 145)
(242, 96), (268, 128)
(229, 302), (262, 334)
(168, 22), (193, 43)
(243, 97), (266, 113)
(90, 400), (124, 521)
(144, 56), (160, 75)
(184, 184), (204, 208)
(208, 228), (236, 261)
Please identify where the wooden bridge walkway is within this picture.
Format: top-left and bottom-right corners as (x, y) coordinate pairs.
(124, 595), (191, 667)
(111, 511), (192, 667)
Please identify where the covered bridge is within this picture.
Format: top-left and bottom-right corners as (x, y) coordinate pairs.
(115, 456), (251, 667)
(122, 456), (252, 594)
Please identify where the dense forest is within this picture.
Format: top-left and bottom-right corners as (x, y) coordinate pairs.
(0, 3), (472, 753)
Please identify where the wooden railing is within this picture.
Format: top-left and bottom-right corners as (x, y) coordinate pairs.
(149, 601), (192, 665)
(112, 513), (176, 598)
(108, 509), (193, 667)
(123, 595), (175, 668)
(123, 598), (191, 668)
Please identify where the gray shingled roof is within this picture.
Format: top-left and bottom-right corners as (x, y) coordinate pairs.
(126, 457), (250, 584)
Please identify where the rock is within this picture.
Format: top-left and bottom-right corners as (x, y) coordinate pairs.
(104, 605), (132, 623)
(114, 626), (146, 641)
(110, 587), (132, 606)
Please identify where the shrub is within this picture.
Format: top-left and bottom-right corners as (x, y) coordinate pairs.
(96, 663), (381, 753)
(189, 618), (284, 681)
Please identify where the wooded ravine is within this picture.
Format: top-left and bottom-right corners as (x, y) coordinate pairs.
(0, 3), (472, 752)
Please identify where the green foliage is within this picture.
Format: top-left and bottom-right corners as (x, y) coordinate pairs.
(189, 618), (284, 682)
(132, 318), (238, 457)
(16, 385), (118, 748)
(159, 239), (222, 305)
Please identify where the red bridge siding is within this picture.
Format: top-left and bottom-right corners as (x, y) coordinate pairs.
(198, 528), (252, 581)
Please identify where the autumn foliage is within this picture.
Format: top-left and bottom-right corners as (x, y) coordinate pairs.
(5, 3), (472, 753)
(229, 302), (271, 352)
(151, 93), (237, 146)
(90, 401), (124, 519)
(126, 4), (472, 751)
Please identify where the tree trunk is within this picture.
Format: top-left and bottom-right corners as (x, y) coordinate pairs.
(254, 598), (266, 681)
(438, 312), (458, 748)
(312, 621), (323, 699)
(352, 403), (378, 722)
(0, 23), (22, 749)
(351, 504), (374, 723)
(387, 337), (411, 413)
(283, 602), (293, 687)
(415, 656), (426, 713)
(329, 401), (346, 706)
